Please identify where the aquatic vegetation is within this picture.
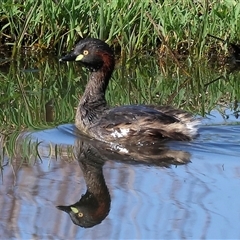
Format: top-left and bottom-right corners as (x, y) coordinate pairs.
(0, 0), (240, 58)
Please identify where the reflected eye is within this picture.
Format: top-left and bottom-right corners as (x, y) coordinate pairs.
(83, 50), (88, 55)
(78, 212), (84, 217)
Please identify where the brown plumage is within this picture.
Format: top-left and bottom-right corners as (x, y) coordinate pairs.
(60, 38), (199, 144)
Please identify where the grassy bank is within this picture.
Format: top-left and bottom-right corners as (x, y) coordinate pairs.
(0, 0), (240, 57)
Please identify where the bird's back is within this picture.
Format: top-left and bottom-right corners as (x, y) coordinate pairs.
(86, 105), (199, 144)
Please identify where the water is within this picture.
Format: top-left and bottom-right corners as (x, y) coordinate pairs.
(1, 52), (240, 239)
(1, 109), (240, 239)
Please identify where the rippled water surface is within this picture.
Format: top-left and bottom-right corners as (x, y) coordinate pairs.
(1, 109), (240, 239)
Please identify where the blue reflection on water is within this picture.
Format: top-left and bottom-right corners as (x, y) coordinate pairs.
(0, 109), (240, 239)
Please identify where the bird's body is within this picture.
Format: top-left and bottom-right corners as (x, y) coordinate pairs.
(76, 104), (198, 143)
(60, 38), (199, 144)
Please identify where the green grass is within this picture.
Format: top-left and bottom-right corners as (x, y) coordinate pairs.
(1, 0), (240, 58)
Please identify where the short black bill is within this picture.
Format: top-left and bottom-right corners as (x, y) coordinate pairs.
(59, 53), (77, 62)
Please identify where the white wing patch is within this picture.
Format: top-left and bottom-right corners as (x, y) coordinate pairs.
(110, 128), (130, 138)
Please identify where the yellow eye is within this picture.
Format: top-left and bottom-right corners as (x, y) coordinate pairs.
(78, 212), (84, 217)
(83, 50), (88, 55)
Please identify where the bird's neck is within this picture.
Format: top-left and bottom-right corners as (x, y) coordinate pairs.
(80, 60), (114, 108)
(79, 73), (107, 108)
(75, 54), (114, 130)
(80, 159), (110, 201)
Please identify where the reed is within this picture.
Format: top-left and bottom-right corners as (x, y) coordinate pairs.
(1, 0), (240, 58)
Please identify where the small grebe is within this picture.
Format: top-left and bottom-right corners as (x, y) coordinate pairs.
(60, 38), (199, 144)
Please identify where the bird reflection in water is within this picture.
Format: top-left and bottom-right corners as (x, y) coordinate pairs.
(57, 132), (191, 228)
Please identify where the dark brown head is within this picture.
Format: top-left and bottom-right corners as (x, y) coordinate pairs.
(60, 38), (115, 72)
(57, 190), (110, 228)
